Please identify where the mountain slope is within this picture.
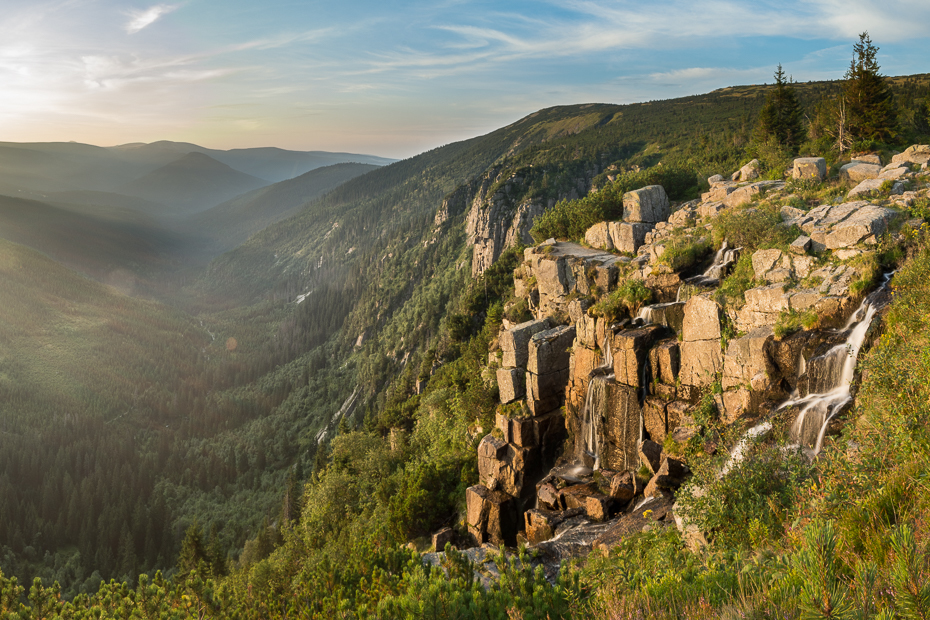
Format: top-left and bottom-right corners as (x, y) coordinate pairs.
(119, 152), (269, 216)
(184, 162), (379, 255)
(0, 193), (191, 292)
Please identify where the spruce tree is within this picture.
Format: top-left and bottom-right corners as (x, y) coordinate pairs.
(755, 64), (805, 153)
(843, 32), (896, 145)
(176, 520), (208, 578)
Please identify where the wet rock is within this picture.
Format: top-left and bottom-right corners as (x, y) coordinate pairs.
(586, 494), (621, 522)
(645, 273), (684, 304)
(639, 439), (663, 474)
(560, 483), (599, 510)
(600, 383), (643, 472)
(623, 185), (670, 223)
(793, 157), (826, 181)
(609, 471), (635, 501)
(638, 301), (685, 332)
(501, 318), (550, 368)
(611, 325), (664, 387)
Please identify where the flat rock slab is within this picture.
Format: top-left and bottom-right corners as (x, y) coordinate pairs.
(785, 201), (899, 249)
(840, 162), (881, 182)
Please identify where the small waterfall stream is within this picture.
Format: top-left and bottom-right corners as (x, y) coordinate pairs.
(580, 338), (613, 468)
(780, 272), (893, 456)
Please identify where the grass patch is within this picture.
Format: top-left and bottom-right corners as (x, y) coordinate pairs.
(590, 279), (653, 321)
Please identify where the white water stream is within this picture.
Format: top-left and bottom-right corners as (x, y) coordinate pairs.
(580, 338), (613, 468)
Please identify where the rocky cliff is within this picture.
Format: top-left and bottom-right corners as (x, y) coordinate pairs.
(459, 146), (930, 561)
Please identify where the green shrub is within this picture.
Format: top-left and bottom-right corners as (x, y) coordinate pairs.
(714, 253), (756, 308)
(657, 235), (713, 272)
(712, 205), (798, 252)
(590, 279), (653, 321)
(530, 165), (698, 242)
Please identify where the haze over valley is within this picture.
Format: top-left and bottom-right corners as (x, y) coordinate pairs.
(2, 1), (930, 617)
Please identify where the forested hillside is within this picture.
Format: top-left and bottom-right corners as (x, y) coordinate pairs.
(0, 59), (929, 617)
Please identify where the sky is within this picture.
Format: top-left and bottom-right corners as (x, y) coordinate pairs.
(1, 0), (929, 159)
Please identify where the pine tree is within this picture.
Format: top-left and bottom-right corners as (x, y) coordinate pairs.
(843, 32), (896, 145)
(755, 64), (805, 153)
(176, 520), (208, 578)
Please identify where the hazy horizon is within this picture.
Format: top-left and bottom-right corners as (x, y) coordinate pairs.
(2, 0), (929, 159)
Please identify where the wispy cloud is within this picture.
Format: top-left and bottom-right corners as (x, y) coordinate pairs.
(124, 4), (179, 34)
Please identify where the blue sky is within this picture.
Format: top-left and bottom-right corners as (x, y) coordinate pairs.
(1, 0), (928, 158)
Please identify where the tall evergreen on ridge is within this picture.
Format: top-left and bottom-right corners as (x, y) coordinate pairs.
(755, 64), (805, 153)
(843, 31), (896, 145)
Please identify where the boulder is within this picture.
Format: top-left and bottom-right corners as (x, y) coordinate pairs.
(432, 527), (455, 551)
(682, 295), (722, 341)
(527, 325), (575, 375)
(879, 166), (909, 181)
(559, 483), (600, 510)
(792, 157), (826, 181)
(790, 235), (812, 254)
(584, 222), (613, 250)
(466, 485), (490, 541)
(586, 494), (621, 522)
(891, 145), (930, 166)
(852, 153), (882, 166)
(707, 174), (725, 184)
(622, 185), (670, 223)
(501, 318), (550, 368)
(847, 178), (904, 200)
(609, 471), (635, 501)
(824, 205), (897, 249)
(735, 283), (790, 332)
(840, 162), (881, 183)
(497, 367), (525, 403)
(733, 159), (760, 181)
(610, 221), (653, 254)
(751, 248), (786, 281)
(723, 181), (784, 208)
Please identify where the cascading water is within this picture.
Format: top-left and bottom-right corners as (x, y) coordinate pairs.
(781, 272), (893, 456)
(700, 240), (740, 281)
(580, 337), (613, 468)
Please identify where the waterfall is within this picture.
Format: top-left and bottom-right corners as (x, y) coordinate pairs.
(580, 337), (614, 469)
(720, 422), (772, 476)
(781, 272), (893, 456)
(700, 240), (740, 281)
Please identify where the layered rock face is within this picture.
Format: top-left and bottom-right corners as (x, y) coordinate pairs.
(465, 165), (602, 278)
(460, 149), (929, 557)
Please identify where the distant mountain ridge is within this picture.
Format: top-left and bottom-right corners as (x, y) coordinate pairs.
(0, 139), (396, 196)
(118, 152), (268, 216)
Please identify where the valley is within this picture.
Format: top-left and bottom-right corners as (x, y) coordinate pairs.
(0, 67), (929, 619)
